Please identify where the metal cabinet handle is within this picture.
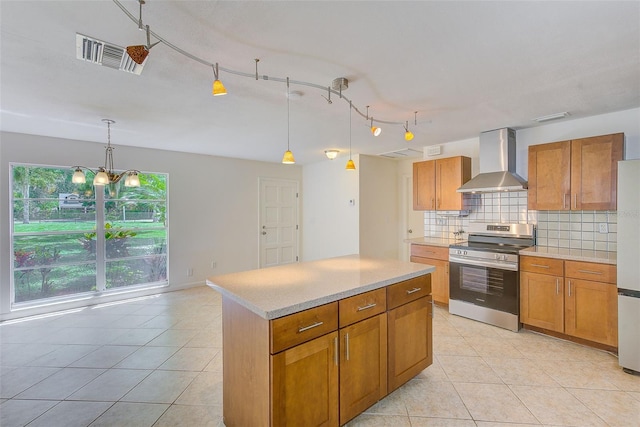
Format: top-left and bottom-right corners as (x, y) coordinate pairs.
(334, 336), (338, 366)
(298, 321), (323, 333)
(574, 194), (577, 209)
(577, 269), (603, 275)
(531, 264), (550, 269)
(406, 287), (422, 295)
(345, 333), (350, 361)
(556, 278), (560, 295)
(568, 280), (572, 297)
(431, 299), (435, 319)
(357, 303), (377, 312)
(431, 198), (435, 209)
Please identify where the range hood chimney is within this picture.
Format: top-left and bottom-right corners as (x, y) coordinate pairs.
(457, 128), (527, 193)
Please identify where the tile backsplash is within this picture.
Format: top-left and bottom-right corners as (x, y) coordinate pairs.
(422, 191), (617, 252)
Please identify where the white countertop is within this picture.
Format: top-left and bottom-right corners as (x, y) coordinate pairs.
(520, 246), (617, 265)
(405, 236), (466, 248)
(206, 254), (436, 320)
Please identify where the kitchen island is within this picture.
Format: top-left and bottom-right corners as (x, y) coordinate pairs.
(206, 254), (435, 427)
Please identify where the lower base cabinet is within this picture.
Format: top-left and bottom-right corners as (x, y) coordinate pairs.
(222, 274), (432, 427)
(271, 332), (339, 426)
(520, 256), (617, 348)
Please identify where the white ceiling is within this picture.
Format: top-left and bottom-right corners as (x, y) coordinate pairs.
(1, 1), (639, 165)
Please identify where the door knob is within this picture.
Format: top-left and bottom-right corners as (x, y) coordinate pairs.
(408, 229), (413, 233)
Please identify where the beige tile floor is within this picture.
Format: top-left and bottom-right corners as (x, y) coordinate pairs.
(1, 286), (639, 426)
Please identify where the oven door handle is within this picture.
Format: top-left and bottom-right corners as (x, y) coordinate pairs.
(449, 256), (518, 271)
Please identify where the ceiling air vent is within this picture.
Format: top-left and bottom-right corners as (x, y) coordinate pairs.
(378, 148), (423, 159)
(76, 33), (144, 75)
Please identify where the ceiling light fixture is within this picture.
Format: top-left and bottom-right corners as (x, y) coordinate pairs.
(366, 106), (381, 136)
(532, 111), (570, 123)
(325, 150), (339, 160)
(282, 77), (295, 164)
(212, 63), (227, 96)
(126, 24), (160, 65)
(346, 101), (356, 170)
(112, 0), (427, 140)
(404, 121), (414, 141)
(72, 119), (141, 187)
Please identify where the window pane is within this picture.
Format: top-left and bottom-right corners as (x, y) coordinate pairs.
(106, 257), (167, 289)
(13, 264), (97, 303)
(104, 202), (167, 226)
(14, 234), (96, 266)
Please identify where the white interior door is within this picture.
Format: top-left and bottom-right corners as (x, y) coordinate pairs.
(402, 174), (425, 261)
(260, 178), (299, 268)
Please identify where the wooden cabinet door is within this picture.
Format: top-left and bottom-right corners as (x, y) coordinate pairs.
(528, 141), (571, 210)
(339, 314), (387, 425)
(387, 296), (432, 392)
(520, 271), (564, 332)
(413, 160), (436, 210)
(412, 256), (449, 305)
(436, 156), (471, 210)
(571, 134), (624, 210)
(271, 332), (339, 427)
(565, 279), (618, 346)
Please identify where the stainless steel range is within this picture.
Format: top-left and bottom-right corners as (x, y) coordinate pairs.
(448, 223), (535, 332)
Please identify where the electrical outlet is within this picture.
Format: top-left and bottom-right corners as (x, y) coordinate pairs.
(187, 268), (194, 277)
(598, 223), (608, 233)
(211, 261), (217, 269)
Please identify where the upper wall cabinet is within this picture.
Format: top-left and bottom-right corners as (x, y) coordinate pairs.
(528, 133), (624, 211)
(413, 156), (471, 211)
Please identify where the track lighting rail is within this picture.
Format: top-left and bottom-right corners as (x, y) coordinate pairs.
(112, 0), (416, 129)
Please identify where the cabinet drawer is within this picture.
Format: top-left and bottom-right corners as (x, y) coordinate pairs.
(565, 261), (616, 284)
(270, 302), (338, 354)
(339, 288), (387, 328)
(410, 244), (449, 261)
(520, 256), (564, 276)
(387, 275), (431, 310)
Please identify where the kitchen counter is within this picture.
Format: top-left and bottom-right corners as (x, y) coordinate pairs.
(520, 246), (617, 265)
(206, 254), (435, 320)
(405, 236), (466, 248)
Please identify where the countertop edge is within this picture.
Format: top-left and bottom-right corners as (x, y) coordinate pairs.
(206, 266), (435, 320)
(519, 247), (617, 265)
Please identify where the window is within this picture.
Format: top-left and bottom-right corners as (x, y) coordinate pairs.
(11, 164), (168, 307)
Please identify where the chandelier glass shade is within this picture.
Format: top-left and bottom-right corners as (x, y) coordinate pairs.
(72, 119), (141, 187)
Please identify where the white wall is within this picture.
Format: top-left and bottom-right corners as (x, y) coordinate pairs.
(301, 154), (359, 261)
(0, 132), (302, 319)
(358, 155), (398, 259)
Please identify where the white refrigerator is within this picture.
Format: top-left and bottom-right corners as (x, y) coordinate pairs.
(618, 159), (640, 374)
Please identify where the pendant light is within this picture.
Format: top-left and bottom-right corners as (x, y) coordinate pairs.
(346, 101), (356, 170)
(371, 117), (382, 136)
(404, 121), (414, 141)
(72, 119), (141, 187)
(212, 63), (227, 96)
(282, 77), (295, 164)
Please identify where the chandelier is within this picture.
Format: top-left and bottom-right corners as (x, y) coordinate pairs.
(72, 119), (141, 187)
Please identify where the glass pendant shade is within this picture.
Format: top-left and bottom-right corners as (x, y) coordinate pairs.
(93, 170), (109, 186)
(72, 168), (86, 184)
(124, 171), (141, 187)
(371, 126), (381, 136)
(282, 150), (295, 164)
(345, 159), (356, 170)
(405, 130), (414, 141)
(212, 79), (227, 96)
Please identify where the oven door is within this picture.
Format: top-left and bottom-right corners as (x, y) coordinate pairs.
(449, 260), (519, 314)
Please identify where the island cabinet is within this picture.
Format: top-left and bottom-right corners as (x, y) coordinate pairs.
(217, 268), (433, 427)
(520, 256), (617, 348)
(413, 156), (471, 211)
(410, 244), (449, 305)
(528, 133), (624, 211)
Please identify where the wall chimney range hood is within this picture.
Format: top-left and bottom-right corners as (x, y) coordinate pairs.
(457, 128), (527, 193)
